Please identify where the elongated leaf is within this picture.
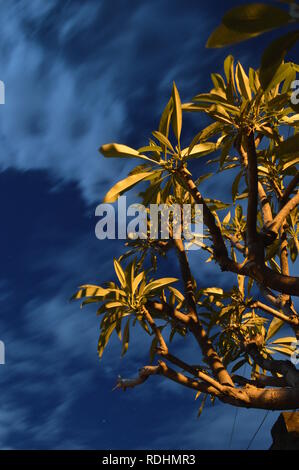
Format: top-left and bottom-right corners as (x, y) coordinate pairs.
(276, 134), (299, 161)
(171, 82), (182, 142)
(105, 301), (125, 309)
(183, 142), (216, 159)
(202, 287), (224, 296)
(271, 337), (296, 345)
(282, 157), (299, 170)
(168, 286), (185, 302)
(269, 345), (294, 356)
(232, 170), (243, 202)
(100, 143), (156, 163)
(260, 31), (299, 90)
(235, 62), (252, 100)
(193, 93), (239, 113)
(206, 23), (260, 48)
(132, 271), (145, 295)
(71, 285), (109, 300)
(143, 278), (178, 296)
(104, 171), (153, 203)
(152, 131), (175, 152)
(114, 259), (126, 288)
(98, 321), (117, 358)
(121, 319), (130, 356)
(223, 4), (290, 34)
(266, 317), (284, 341)
(159, 97), (173, 139)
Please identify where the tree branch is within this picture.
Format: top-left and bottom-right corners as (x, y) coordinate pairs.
(264, 191), (299, 236)
(146, 301), (191, 325)
(245, 341), (299, 388)
(244, 130), (264, 263)
(251, 300), (299, 327)
(157, 350), (225, 392)
(178, 167), (230, 268)
(281, 173), (299, 207)
(258, 181), (273, 227)
(114, 365), (162, 390)
(142, 305), (168, 353)
(232, 374), (288, 388)
(172, 235), (234, 387)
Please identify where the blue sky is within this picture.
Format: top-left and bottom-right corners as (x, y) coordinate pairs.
(0, 0), (297, 450)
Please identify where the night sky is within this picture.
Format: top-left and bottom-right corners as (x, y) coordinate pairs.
(0, 0), (297, 450)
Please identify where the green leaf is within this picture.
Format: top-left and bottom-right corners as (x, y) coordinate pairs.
(276, 134), (299, 161)
(269, 345), (294, 356)
(232, 170), (243, 202)
(223, 4), (290, 34)
(202, 287), (224, 296)
(171, 82), (182, 142)
(71, 285), (109, 300)
(197, 394), (207, 419)
(98, 322), (117, 358)
(266, 317), (284, 341)
(103, 171), (154, 203)
(282, 157), (299, 171)
(159, 97), (173, 139)
(100, 143), (156, 164)
(143, 278), (178, 296)
(223, 211), (231, 225)
(235, 62), (252, 100)
(152, 131), (175, 153)
(206, 23), (260, 48)
(271, 336), (296, 345)
(132, 271), (145, 295)
(114, 259), (127, 288)
(183, 142), (217, 159)
(105, 301), (125, 309)
(193, 93), (239, 113)
(260, 31), (299, 90)
(121, 319), (130, 356)
(168, 286), (185, 303)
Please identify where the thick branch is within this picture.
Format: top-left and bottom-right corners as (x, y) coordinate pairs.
(265, 191), (299, 236)
(159, 362), (299, 410)
(146, 301), (190, 325)
(157, 350), (224, 392)
(258, 181), (273, 226)
(244, 131), (264, 263)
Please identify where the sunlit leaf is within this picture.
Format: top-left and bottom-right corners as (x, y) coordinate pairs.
(223, 4), (290, 34)
(171, 82), (182, 142)
(104, 171), (154, 203)
(206, 24), (260, 48)
(114, 259), (127, 288)
(260, 31), (299, 90)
